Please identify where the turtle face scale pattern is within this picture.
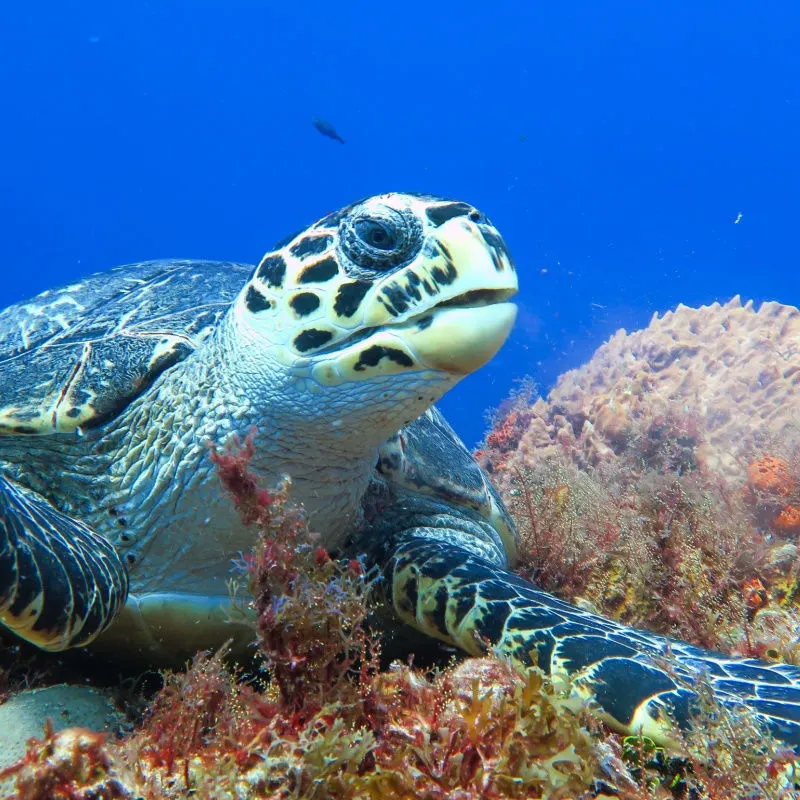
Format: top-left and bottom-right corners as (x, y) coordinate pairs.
(237, 193), (517, 389)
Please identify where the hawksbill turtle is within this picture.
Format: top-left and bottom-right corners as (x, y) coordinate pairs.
(1, 192), (800, 752)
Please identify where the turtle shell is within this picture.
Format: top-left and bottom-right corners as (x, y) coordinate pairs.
(0, 260), (251, 435)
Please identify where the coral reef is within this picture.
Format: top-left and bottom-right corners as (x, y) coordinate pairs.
(11, 649), (796, 798)
(481, 297), (800, 480)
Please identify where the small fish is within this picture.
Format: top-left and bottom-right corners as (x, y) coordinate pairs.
(312, 118), (345, 144)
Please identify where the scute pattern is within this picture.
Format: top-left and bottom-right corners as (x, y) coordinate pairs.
(0, 261), (250, 434)
(240, 194), (517, 394)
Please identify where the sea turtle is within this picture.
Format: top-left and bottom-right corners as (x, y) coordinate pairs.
(1, 192), (800, 752)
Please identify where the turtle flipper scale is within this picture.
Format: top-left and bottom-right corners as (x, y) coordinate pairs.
(383, 528), (800, 748)
(0, 475), (128, 650)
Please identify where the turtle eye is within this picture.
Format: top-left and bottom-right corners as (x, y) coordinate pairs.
(340, 206), (422, 271)
(355, 219), (396, 250)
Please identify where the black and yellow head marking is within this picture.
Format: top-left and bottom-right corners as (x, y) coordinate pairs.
(290, 233), (333, 260)
(297, 255), (339, 284)
(256, 253), (287, 288)
(235, 192), (518, 386)
(333, 280), (371, 318)
(289, 292), (320, 317)
(245, 285), (271, 313)
(425, 200), (483, 226)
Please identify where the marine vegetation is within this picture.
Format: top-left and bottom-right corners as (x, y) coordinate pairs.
(4, 433), (799, 800)
(480, 389), (800, 662)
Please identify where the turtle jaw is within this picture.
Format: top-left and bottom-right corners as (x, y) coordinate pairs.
(403, 298), (518, 375)
(305, 291), (517, 386)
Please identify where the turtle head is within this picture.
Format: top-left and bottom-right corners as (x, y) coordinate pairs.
(232, 192), (517, 446)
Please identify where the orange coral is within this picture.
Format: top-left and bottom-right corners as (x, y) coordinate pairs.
(747, 456), (795, 496)
(484, 409), (532, 471)
(485, 409), (522, 450)
(772, 504), (800, 535)
(741, 577), (768, 611)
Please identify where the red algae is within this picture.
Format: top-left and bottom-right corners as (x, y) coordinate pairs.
(1, 720), (133, 799)
(209, 427), (283, 527)
(213, 430), (380, 710)
(504, 455), (771, 651)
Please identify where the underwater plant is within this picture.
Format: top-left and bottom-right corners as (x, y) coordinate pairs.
(211, 430), (380, 710)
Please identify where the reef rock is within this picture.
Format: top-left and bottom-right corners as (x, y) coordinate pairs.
(491, 297), (800, 484)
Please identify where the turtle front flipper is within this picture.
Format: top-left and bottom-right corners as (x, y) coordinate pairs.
(370, 499), (800, 749)
(0, 474), (128, 651)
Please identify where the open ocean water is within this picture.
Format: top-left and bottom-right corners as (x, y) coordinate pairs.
(1, 1), (798, 445)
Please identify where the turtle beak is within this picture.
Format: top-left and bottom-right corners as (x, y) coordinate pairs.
(404, 217), (518, 375)
(405, 300), (517, 375)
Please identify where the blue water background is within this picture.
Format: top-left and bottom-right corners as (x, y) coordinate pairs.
(2, 2), (798, 447)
